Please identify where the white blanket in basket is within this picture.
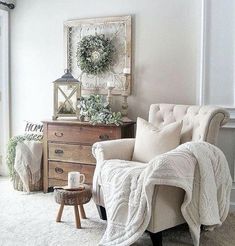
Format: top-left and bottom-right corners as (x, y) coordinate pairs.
(14, 140), (42, 192)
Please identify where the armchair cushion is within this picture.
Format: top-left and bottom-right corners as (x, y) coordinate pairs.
(132, 118), (182, 162)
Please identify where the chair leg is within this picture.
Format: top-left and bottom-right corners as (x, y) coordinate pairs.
(79, 205), (86, 219)
(74, 205), (81, 229)
(56, 202), (64, 222)
(96, 205), (107, 220)
(149, 231), (162, 246)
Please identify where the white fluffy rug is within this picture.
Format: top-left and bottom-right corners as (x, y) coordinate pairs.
(0, 178), (152, 246)
(0, 177), (234, 246)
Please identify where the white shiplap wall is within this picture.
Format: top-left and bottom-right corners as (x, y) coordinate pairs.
(199, 0), (235, 209)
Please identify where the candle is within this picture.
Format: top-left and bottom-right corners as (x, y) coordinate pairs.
(123, 68), (131, 75)
(107, 81), (114, 88)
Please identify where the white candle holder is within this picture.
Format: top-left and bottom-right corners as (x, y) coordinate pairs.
(121, 68), (131, 117)
(106, 86), (115, 105)
(121, 91), (129, 117)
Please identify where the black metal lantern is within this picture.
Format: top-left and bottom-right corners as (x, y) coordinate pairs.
(53, 70), (81, 120)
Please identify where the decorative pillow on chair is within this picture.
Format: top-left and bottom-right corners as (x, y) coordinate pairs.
(132, 118), (182, 163)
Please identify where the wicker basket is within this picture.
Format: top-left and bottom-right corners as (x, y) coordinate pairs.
(12, 168), (42, 192)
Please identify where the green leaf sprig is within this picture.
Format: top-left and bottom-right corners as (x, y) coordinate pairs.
(79, 94), (123, 126)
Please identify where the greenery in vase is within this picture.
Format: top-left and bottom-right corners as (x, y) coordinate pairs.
(79, 94), (123, 126)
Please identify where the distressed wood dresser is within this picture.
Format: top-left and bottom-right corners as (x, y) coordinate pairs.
(43, 120), (135, 192)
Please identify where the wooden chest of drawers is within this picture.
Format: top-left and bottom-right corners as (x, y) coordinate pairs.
(43, 120), (135, 192)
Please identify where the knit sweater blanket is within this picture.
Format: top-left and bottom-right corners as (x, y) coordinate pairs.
(98, 142), (232, 246)
(14, 140), (42, 192)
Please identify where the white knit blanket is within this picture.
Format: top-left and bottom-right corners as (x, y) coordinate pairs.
(14, 140), (42, 192)
(98, 142), (232, 246)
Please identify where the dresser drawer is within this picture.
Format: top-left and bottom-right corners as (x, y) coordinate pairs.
(48, 161), (95, 184)
(47, 124), (120, 144)
(48, 143), (96, 164)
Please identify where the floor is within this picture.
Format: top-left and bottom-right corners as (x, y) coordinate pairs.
(0, 177), (150, 246)
(0, 177), (234, 246)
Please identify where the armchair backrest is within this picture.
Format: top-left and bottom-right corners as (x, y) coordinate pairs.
(149, 104), (229, 145)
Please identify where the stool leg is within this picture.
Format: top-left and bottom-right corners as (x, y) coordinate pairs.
(56, 202), (64, 222)
(79, 205), (86, 219)
(74, 205), (81, 229)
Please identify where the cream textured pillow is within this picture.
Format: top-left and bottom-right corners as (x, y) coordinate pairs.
(132, 118), (182, 163)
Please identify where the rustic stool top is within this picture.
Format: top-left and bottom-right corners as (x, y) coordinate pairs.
(54, 184), (92, 206)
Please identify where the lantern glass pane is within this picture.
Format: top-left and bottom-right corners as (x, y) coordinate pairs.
(57, 84), (77, 114)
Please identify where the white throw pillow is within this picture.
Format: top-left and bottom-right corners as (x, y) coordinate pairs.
(132, 118), (182, 163)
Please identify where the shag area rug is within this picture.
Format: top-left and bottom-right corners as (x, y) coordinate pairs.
(0, 177), (234, 246)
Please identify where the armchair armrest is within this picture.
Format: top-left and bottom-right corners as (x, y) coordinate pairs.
(92, 138), (135, 162)
(92, 138), (135, 205)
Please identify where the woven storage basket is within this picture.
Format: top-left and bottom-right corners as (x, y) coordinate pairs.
(7, 133), (43, 192)
(12, 168), (42, 192)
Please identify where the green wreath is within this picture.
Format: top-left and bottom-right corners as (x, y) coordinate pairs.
(77, 34), (115, 75)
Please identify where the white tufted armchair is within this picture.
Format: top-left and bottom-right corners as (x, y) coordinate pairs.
(92, 104), (229, 245)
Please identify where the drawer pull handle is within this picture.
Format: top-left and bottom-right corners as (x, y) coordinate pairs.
(55, 149), (64, 154)
(54, 132), (63, 137)
(99, 134), (109, 141)
(55, 167), (64, 174)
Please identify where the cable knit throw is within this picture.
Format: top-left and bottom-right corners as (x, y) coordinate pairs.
(95, 142), (232, 246)
(14, 140), (42, 192)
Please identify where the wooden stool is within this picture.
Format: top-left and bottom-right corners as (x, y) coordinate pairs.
(54, 185), (92, 229)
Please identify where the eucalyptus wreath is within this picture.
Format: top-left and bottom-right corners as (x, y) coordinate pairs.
(77, 34), (115, 75)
